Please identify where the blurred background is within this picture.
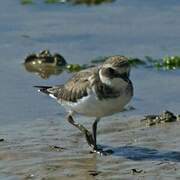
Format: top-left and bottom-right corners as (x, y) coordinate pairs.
(0, 1), (180, 179)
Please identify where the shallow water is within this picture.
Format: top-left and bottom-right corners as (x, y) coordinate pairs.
(0, 0), (180, 179)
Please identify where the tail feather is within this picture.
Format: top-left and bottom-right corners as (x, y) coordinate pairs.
(34, 85), (62, 100)
(34, 86), (52, 95)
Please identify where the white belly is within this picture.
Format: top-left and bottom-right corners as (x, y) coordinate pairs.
(58, 90), (132, 118)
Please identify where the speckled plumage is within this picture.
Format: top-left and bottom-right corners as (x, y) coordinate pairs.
(35, 55), (133, 154)
(37, 56), (132, 104)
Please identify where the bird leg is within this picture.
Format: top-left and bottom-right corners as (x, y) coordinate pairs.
(91, 118), (113, 155)
(92, 118), (100, 150)
(67, 115), (112, 155)
(67, 115), (94, 148)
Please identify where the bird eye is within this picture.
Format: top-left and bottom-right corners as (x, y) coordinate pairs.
(107, 67), (115, 74)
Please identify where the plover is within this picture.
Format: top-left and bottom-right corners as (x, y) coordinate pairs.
(35, 56), (133, 154)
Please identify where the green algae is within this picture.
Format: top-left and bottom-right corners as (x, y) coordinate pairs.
(44, 0), (60, 4)
(24, 50), (180, 80)
(155, 56), (180, 70)
(20, 0), (33, 5)
(91, 55), (180, 70)
(66, 64), (83, 72)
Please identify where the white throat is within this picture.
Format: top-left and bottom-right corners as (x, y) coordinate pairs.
(99, 69), (128, 90)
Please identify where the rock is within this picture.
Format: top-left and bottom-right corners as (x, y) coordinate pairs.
(141, 110), (179, 126)
(24, 49), (66, 79)
(24, 49), (67, 66)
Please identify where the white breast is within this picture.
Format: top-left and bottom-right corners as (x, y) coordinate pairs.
(58, 88), (132, 118)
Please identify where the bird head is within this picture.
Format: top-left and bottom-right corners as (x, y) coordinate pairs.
(99, 56), (131, 88)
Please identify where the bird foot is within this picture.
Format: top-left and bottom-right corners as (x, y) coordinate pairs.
(90, 146), (113, 156)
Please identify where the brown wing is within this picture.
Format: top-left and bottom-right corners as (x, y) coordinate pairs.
(46, 67), (99, 102)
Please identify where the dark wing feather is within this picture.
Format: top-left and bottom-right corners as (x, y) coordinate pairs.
(60, 67), (98, 102)
(34, 86), (52, 94)
(34, 85), (63, 99)
(35, 66), (99, 102)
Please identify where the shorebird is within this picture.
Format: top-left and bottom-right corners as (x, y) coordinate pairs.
(35, 56), (133, 155)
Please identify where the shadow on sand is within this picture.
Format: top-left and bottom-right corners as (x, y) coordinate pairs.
(102, 145), (180, 162)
